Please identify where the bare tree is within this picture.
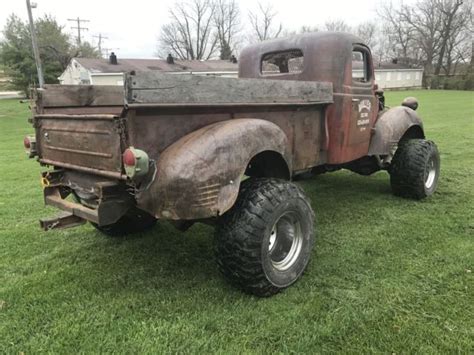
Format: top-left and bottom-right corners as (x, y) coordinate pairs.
(214, 0), (240, 59)
(377, 2), (415, 61)
(379, 0), (472, 84)
(371, 24), (396, 65)
(248, 2), (283, 41)
(445, 29), (471, 73)
(399, 0), (444, 76)
(355, 22), (377, 48)
(299, 25), (319, 33)
(159, 0), (218, 60)
(324, 19), (351, 32)
(434, 0), (471, 74)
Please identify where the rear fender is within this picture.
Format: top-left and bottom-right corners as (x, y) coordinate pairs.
(136, 119), (291, 220)
(368, 106), (425, 156)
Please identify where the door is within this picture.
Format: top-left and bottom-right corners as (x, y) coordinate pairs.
(348, 45), (376, 149)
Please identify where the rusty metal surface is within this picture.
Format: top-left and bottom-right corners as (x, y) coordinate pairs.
(41, 170), (134, 226)
(35, 114), (124, 175)
(368, 106), (424, 155)
(39, 159), (126, 180)
(44, 186), (100, 223)
(125, 71), (333, 105)
(135, 119), (291, 220)
(126, 104), (324, 170)
(37, 85), (124, 108)
(35, 85), (124, 116)
(125, 102), (327, 109)
(125, 102), (323, 219)
(239, 32), (364, 92)
(239, 32), (377, 165)
(41, 107), (124, 115)
(40, 212), (86, 231)
(31, 32), (420, 223)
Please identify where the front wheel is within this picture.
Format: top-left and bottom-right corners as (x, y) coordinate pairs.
(389, 139), (440, 199)
(215, 178), (315, 297)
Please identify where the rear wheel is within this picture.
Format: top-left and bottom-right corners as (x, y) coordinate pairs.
(215, 178), (315, 297)
(389, 139), (440, 199)
(91, 207), (157, 237)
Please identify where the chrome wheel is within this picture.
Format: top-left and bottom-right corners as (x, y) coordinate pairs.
(268, 211), (304, 271)
(425, 157), (436, 189)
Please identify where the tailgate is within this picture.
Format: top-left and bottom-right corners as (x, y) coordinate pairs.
(35, 114), (124, 179)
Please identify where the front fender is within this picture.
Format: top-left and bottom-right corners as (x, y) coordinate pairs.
(368, 106), (425, 156)
(136, 118), (291, 220)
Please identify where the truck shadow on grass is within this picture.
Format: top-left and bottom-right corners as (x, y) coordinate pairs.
(63, 171), (396, 298)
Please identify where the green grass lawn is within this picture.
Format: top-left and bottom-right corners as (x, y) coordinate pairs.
(0, 91), (473, 353)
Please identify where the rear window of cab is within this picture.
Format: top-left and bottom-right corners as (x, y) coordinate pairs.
(261, 49), (304, 75)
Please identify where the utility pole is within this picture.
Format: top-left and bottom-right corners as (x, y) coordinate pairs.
(93, 33), (108, 56)
(26, 0), (44, 87)
(67, 17), (89, 45)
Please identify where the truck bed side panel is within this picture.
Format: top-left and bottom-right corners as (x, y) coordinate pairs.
(126, 105), (324, 172)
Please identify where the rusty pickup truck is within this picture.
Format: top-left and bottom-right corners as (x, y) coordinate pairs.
(24, 32), (440, 296)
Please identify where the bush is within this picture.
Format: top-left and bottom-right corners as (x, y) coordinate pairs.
(462, 73), (474, 90)
(444, 76), (463, 90)
(429, 74), (474, 91)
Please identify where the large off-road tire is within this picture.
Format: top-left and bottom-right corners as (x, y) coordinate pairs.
(215, 178), (315, 297)
(92, 207), (157, 237)
(389, 139), (440, 199)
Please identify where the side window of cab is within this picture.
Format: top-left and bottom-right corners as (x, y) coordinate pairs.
(352, 46), (371, 84)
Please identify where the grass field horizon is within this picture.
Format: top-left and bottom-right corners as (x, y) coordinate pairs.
(0, 90), (473, 353)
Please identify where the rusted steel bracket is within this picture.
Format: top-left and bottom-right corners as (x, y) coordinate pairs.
(39, 212), (86, 231)
(44, 186), (100, 224)
(44, 179), (133, 226)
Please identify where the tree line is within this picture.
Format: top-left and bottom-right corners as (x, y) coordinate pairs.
(158, 0), (473, 89)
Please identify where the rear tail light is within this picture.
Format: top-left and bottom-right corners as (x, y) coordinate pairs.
(123, 149), (136, 166)
(24, 135), (37, 158)
(122, 147), (149, 179)
(24, 136), (31, 149)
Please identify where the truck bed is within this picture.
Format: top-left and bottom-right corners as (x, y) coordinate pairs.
(34, 73), (333, 179)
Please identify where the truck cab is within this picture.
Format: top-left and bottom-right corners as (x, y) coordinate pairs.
(239, 32), (378, 164)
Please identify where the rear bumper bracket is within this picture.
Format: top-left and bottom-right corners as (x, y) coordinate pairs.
(39, 212), (86, 231)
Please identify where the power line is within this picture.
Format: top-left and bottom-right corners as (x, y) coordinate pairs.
(93, 33), (108, 55)
(67, 17), (90, 45)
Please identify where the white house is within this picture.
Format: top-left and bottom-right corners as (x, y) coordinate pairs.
(59, 55), (239, 85)
(372, 62), (423, 89)
(59, 55), (423, 90)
